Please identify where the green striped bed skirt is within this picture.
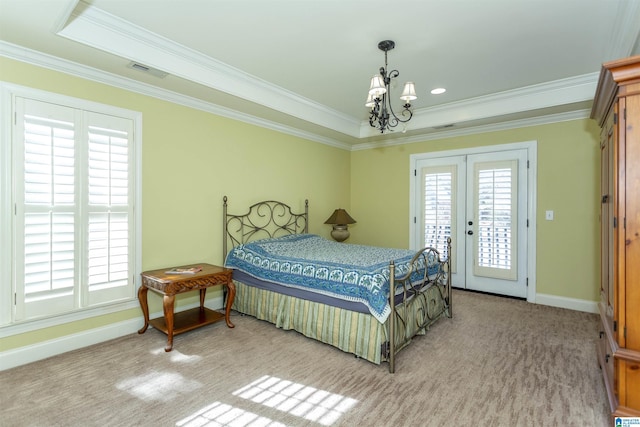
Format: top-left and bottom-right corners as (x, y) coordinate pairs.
(231, 280), (448, 365)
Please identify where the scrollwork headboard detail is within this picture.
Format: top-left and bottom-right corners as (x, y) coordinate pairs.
(223, 196), (309, 260)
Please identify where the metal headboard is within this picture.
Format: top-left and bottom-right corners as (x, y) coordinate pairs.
(223, 196), (309, 259)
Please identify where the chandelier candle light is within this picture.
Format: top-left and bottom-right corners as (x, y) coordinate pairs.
(366, 40), (417, 133)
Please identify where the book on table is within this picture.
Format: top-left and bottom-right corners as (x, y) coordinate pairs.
(165, 266), (203, 275)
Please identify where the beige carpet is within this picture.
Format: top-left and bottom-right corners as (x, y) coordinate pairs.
(0, 290), (609, 426)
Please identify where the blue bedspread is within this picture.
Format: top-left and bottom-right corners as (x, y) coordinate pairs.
(224, 234), (427, 323)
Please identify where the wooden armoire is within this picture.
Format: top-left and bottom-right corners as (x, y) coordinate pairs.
(591, 55), (640, 417)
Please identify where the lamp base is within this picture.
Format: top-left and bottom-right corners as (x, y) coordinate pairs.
(330, 225), (350, 242)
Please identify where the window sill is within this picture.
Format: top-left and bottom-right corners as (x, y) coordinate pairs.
(0, 299), (140, 338)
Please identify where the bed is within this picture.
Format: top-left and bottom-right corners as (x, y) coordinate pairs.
(222, 196), (451, 373)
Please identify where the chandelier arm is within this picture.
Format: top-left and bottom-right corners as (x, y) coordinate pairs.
(367, 40), (415, 133)
(384, 70), (413, 131)
(386, 98), (414, 125)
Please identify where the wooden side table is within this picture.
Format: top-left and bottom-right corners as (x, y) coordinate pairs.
(137, 263), (235, 351)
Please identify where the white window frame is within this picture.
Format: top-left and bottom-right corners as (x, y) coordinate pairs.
(0, 82), (142, 337)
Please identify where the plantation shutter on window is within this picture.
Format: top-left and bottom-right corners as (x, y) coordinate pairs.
(17, 100), (77, 319)
(15, 98), (135, 321)
(86, 113), (132, 305)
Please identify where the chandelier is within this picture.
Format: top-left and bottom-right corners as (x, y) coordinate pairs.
(366, 40), (417, 133)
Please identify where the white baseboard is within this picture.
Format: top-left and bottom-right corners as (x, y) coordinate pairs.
(535, 293), (598, 314)
(0, 297), (223, 371)
(0, 317), (142, 371)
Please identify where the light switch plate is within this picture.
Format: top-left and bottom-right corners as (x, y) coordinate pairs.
(545, 210), (554, 220)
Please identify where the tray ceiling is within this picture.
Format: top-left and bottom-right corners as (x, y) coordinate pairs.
(1, 0), (639, 149)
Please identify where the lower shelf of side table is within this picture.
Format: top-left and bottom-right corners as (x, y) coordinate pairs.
(149, 307), (224, 336)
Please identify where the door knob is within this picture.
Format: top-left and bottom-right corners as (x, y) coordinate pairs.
(467, 230), (473, 235)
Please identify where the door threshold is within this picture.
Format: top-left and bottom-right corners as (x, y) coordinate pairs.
(452, 287), (526, 301)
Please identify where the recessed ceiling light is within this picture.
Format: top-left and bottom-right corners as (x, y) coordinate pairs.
(430, 88), (446, 95)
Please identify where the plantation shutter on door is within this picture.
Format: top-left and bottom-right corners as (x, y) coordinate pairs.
(421, 165), (456, 267)
(414, 146), (529, 297)
(473, 160), (518, 280)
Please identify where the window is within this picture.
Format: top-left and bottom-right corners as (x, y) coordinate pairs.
(1, 84), (141, 326)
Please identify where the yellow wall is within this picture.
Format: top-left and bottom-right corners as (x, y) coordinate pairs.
(0, 57), (350, 351)
(350, 119), (601, 302)
(0, 56), (603, 355)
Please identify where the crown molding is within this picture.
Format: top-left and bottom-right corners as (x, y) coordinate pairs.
(0, 41), (353, 150)
(56, 1), (601, 145)
(56, 1), (361, 137)
(608, 0), (640, 59)
(351, 109), (592, 151)
(0, 39), (595, 153)
(358, 72), (598, 138)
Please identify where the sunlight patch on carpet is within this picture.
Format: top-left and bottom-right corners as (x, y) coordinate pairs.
(176, 402), (285, 427)
(116, 371), (201, 402)
(174, 375), (358, 426)
(233, 375), (358, 426)
(150, 348), (203, 363)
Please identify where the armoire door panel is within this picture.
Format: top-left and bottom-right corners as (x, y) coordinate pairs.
(592, 55), (640, 417)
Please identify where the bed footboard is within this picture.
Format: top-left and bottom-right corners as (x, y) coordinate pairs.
(387, 237), (452, 373)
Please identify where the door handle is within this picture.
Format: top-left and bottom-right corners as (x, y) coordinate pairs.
(467, 230), (473, 235)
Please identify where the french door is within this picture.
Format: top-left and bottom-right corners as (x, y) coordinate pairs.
(412, 144), (533, 299)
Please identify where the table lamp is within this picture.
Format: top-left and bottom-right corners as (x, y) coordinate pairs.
(324, 208), (356, 242)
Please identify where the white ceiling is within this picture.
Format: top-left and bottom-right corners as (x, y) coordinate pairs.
(1, 0), (640, 149)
